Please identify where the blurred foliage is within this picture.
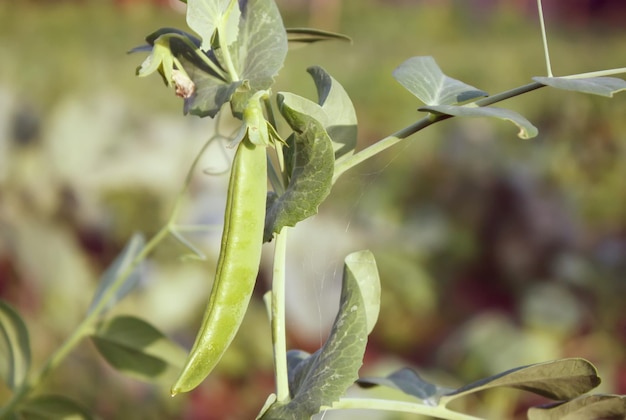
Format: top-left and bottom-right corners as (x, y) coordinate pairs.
(1, 1), (626, 419)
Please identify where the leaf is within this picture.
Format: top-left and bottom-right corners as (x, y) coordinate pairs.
(357, 368), (453, 403)
(87, 233), (145, 317)
(228, 0), (288, 116)
(420, 104), (538, 139)
(393, 56), (487, 106)
(91, 315), (187, 383)
(0, 300), (31, 391)
(18, 395), (92, 420)
(440, 358), (601, 405)
(286, 28), (351, 48)
(261, 251), (379, 419)
(263, 93), (335, 242)
(343, 250), (380, 334)
(186, 0), (241, 51)
(527, 394), (626, 420)
(533, 76), (626, 97)
(307, 66), (358, 159)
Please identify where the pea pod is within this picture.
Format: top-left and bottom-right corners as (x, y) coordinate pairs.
(171, 134), (267, 395)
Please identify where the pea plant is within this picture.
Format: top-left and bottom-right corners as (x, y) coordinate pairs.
(2, 0), (626, 419)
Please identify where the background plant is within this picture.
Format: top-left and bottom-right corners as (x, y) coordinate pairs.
(1, 0), (624, 420)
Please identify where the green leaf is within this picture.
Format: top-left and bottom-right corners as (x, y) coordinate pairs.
(263, 93), (335, 242)
(19, 395), (92, 420)
(87, 233), (145, 317)
(527, 394), (626, 420)
(286, 28), (351, 48)
(229, 0), (288, 116)
(261, 251), (379, 419)
(440, 358), (601, 405)
(393, 56), (487, 106)
(186, 0), (241, 51)
(91, 315), (187, 383)
(0, 300), (31, 391)
(307, 66), (358, 159)
(357, 368), (453, 403)
(420, 104), (538, 139)
(343, 250), (380, 334)
(533, 76), (626, 97)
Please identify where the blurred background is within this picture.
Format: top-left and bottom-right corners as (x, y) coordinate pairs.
(1, 0), (626, 419)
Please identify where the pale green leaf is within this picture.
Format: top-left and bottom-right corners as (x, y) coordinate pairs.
(420, 104), (538, 139)
(533, 76), (626, 97)
(186, 0), (240, 51)
(393, 56), (487, 106)
(91, 315), (187, 383)
(307, 66), (358, 159)
(0, 300), (31, 391)
(19, 395), (91, 420)
(343, 250), (380, 334)
(87, 233), (145, 317)
(229, 0), (288, 116)
(260, 251), (376, 419)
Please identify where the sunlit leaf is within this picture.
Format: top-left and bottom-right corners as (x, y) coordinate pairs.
(87, 233), (145, 317)
(528, 394), (626, 420)
(260, 251), (378, 419)
(263, 93), (334, 242)
(393, 56), (487, 106)
(91, 315), (187, 383)
(19, 395), (91, 420)
(420, 104), (538, 139)
(440, 358), (600, 405)
(307, 66), (358, 159)
(343, 250), (380, 334)
(186, 0), (241, 51)
(0, 300), (31, 391)
(533, 76), (626, 97)
(229, 0), (288, 116)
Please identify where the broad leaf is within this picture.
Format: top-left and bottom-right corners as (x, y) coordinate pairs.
(91, 315), (187, 382)
(527, 394), (626, 420)
(440, 358), (600, 405)
(263, 93), (334, 242)
(0, 300), (30, 390)
(393, 56), (487, 106)
(420, 104), (538, 139)
(357, 368), (453, 403)
(261, 251), (379, 419)
(87, 233), (145, 317)
(186, 0), (241, 51)
(19, 395), (91, 420)
(229, 0), (288, 116)
(286, 28), (351, 48)
(307, 66), (358, 159)
(533, 76), (626, 98)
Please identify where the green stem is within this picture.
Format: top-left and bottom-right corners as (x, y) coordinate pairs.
(323, 398), (484, 420)
(271, 227), (290, 403)
(333, 82), (545, 182)
(0, 135), (217, 418)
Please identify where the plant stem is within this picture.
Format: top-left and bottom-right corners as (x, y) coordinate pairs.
(322, 398), (483, 420)
(270, 227), (290, 403)
(333, 82), (545, 182)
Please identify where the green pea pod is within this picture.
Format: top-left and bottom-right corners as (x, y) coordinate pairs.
(171, 134), (266, 395)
